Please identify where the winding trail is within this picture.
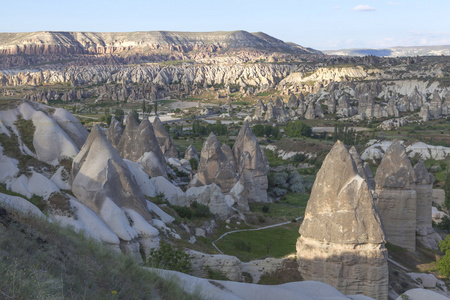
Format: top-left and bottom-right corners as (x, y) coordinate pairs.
(212, 216), (303, 254)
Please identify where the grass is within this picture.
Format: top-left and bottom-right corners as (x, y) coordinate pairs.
(0, 207), (201, 300)
(264, 149), (289, 167)
(14, 115), (36, 153)
(214, 222), (300, 262)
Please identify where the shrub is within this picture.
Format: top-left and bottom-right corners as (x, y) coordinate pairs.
(262, 205), (270, 213)
(288, 171), (305, 193)
(437, 216), (450, 233)
(270, 172), (289, 188)
(284, 120), (312, 138)
(191, 201), (211, 218)
(437, 235), (450, 278)
(205, 266), (229, 281)
(189, 158), (198, 170)
(272, 187), (287, 197)
(233, 239), (251, 252)
(147, 241), (192, 274)
(290, 153), (306, 163)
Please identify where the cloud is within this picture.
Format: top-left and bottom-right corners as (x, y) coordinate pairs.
(352, 5), (376, 11)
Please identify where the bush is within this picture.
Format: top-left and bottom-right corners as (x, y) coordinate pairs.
(262, 205), (270, 213)
(272, 187), (287, 197)
(147, 241), (192, 274)
(437, 235), (450, 278)
(270, 172), (289, 188)
(444, 171), (450, 211)
(205, 266), (229, 281)
(290, 153), (306, 163)
(437, 216), (450, 232)
(233, 239), (252, 252)
(189, 158), (198, 170)
(172, 201), (211, 219)
(284, 120), (312, 138)
(288, 171), (305, 193)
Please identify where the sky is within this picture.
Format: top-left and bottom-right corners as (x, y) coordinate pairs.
(1, 0), (450, 50)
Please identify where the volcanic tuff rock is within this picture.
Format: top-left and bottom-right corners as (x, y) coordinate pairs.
(184, 144), (199, 162)
(232, 122), (269, 202)
(192, 132), (238, 193)
(71, 125), (159, 257)
(349, 146), (375, 191)
(117, 114), (166, 175)
(152, 117), (178, 158)
(414, 161), (442, 250)
(106, 116), (123, 148)
(185, 184), (232, 219)
(375, 140), (417, 251)
(296, 140), (388, 300)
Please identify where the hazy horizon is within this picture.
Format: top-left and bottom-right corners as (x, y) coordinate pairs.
(1, 0), (449, 51)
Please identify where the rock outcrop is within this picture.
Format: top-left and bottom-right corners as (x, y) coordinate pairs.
(349, 146), (375, 191)
(106, 116), (123, 148)
(184, 144), (199, 162)
(232, 122), (269, 202)
(374, 140), (417, 251)
(192, 133), (238, 193)
(296, 140), (388, 300)
(71, 125), (158, 255)
(186, 184), (232, 219)
(117, 114), (166, 176)
(153, 117), (178, 158)
(414, 161), (442, 250)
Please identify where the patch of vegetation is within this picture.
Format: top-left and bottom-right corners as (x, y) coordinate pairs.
(171, 201), (211, 219)
(386, 242), (408, 254)
(14, 115), (35, 153)
(0, 208), (199, 299)
(146, 241), (192, 274)
(215, 222), (299, 262)
(437, 235), (450, 278)
(205, 265), (229, 281)
(284, 120), (312, 138)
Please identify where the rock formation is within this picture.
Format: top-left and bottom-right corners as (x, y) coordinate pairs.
(374, 140), (417, 251)
(153, 117), (178, 158)
(232, 122), (269, 202)
(71, 125), (159, 256)
(349, 146), (375, 191)
(414, 161), (442, 250)
(192, 133), (238, 193)
(117, 114), (166, 176)
(185, 184), (232, 219)
(184, 144), (199, 162)
(296, 141), (388, 300)
(106, 116), (123, 148)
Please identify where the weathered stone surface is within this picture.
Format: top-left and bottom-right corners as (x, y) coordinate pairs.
(118, 114), (166, 174)
(287, 94), (298, 109)
(375, 140), (417, 251)
(193, 132), (238, 193)
(232, 122), (269, 202)
(153, 117), (178, 158)
(187, 250), (243, 282)
(150, 176), (186, 206)
(51, 107), (88, 149)
(184, 144), (199, 161)
(106, 116), (123, 148)
(71, 125), (151, 221)
(349, 146), (375, 191)
(414, 161), (442, 250)
(297, 140), (388, 300)
(138, 151), (167, 178)
(185, 184), (232, 219)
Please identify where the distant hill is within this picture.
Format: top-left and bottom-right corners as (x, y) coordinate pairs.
(0, 30), (322, 56)
(323, 45), (450, 57)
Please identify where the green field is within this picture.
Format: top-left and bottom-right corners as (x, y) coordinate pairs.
(215, 222), (300, 262)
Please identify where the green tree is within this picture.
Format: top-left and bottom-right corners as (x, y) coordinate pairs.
(154, 102), (158, 115)
(114, 109), (125, 125)
(284, 120), (312, 138)
(146, 241), (192, 274)
(437, 235), (450, 278)
(444, 170), (450, 211)
(252, 124), (265, 137)
(142, 100), (146, 114)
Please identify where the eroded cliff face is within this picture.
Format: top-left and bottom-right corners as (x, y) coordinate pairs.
(0, 31), (321, 56)
(297, 140), (388, 300)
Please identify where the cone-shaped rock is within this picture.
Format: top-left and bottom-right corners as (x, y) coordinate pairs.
(297, 140), (388, 300)
(117, 113), (140, 160)
(232, 121), (269, 202)
(71, 125), (151, 221)
(414, 161), (442, 250)
(106, 116), (123, 148)
(118, 114), (166, 174)
(153, 117), (179, 158)
(194, 133), (238, 193)
(375, 140), (417, 251)
(185, 144), (199, 161)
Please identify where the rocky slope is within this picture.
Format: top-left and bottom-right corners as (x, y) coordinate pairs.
(324, 45), (450, 57)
